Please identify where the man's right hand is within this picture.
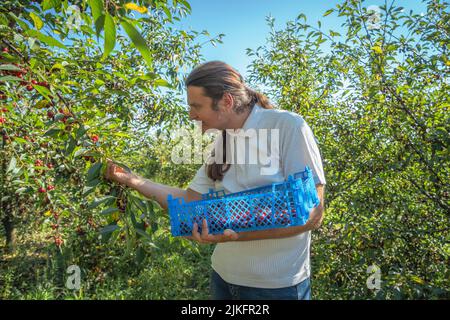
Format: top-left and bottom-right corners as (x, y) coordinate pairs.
(104, 159), (134, 186)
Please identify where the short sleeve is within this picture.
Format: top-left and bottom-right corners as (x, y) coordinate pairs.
(281, 118), (326, 185)
(187, 163), (216, 194)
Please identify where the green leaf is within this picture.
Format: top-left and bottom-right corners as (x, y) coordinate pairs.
(163, 7), (172, 22)
(87, 162), (103, 181)
(51, 62), (65, 71)
(99, 224), (119, 234)
(136, 246), (146, 264)
(94, 15), (105, 40)
(121, 20), (153, 69)
(82, 185), (96, 197)
(88, 195), (116, 210)
(53, 113), (65, 122)
(8, 13), (30, 31)
(76, 125), (89, 140)
(129, 73), (157, 85)
(135, 229), (159, 248)
(94, 78), (105, 86)
(14, 137), (29, 145)
(42, 0), (60, 11)
(103, 14), (116, 58)
(33, 84), (52, 101)
(0, 64), (22, 71)
(86, 178), (101, 187)
(371, 45), (383, 54)
(65, 135), (77, 156)
(25, 30), (66, 49)
(89, 0), (104, 38)
(179, 0), (191, 13)
(130, 195), (146, 213)
(14, 187), (28, 194)
(0, 75), (22, 82)
(30, 12), (44, 30)
(101, 207), (120, 215)
(124, 3), (148, 13)
(323, 9), (334, 17)
(73, 148), (88, 158)
(129, 208), (138, 228)
(44, 128), (61, 137)
(89, 0), (103, 22)
(330, 30), (341, 37)
(6, 157), (17, 174)
(154, 78), (170, 88)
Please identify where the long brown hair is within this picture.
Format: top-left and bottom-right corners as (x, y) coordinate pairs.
(185, 61), (273, 181)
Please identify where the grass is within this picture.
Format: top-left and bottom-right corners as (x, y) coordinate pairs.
(0, 220), (214, 300)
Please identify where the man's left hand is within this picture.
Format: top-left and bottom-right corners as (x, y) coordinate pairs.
(187, 219), (239, 244)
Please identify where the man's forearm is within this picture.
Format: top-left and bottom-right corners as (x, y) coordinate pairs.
(234, 185), (325, 242)
(124, 174), (187, 210)
(234, 224), (313, 242)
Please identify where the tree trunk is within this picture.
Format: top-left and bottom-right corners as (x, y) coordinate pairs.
(1, 131), (16, 253)
(2, 210), (16, 253)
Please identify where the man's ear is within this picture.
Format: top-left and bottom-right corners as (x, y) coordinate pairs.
(221, 92), (234, 112)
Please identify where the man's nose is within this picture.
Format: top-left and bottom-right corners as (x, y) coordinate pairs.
(189, 108), (198, 121)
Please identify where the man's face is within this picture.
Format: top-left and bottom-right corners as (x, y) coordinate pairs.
(187, 86), (226, 133)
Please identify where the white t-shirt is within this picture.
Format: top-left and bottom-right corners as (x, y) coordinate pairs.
(188, 104), (326, 289)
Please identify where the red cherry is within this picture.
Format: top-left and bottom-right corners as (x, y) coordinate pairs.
(26, 85), (33, 91)
(38, 81), (49, 88)
(0, 117), (5, 124)
(1, 108), (8, 112)
(47, 111), (55, 118)
(47, 163), (53, 169)
(54, 237), (63, 246)
(31, 80), (38, 85)
(38, 187), (46, 193)
(35, 159), (44, 166)
(91, 135), (99, 143)
(47, 185), (55, 191)
(2, 48), (8, 53)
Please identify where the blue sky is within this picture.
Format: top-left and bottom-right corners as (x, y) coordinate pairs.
(174, 0), (426, 80)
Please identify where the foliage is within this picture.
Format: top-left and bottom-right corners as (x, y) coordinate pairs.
(247, 0), (449, 299)
(1, 0), (448, 300)
(0, 0), (219, 299)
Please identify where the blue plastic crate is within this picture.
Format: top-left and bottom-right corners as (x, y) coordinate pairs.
(167, 166), (320, 237)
